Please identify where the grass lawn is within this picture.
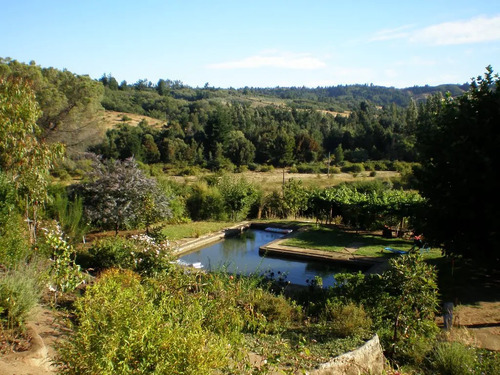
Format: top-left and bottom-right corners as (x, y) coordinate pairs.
(283, 225), (442, 259)
(160, 221), (237, 241)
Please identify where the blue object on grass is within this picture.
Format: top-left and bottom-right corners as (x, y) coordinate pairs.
(383, 247), (408, 255)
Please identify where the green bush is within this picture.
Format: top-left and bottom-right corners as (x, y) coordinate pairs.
(330, 166), (341, 174)
(474, 349), (500, 373)
(89, 237), (136, 270)
(48, 192), (88, 242)
(58, 269), (236, 374)
(89, 235), (173, 276)
(341, 162), (365, 173)
(259, 164), (274, 172)
(431, 342), (476, 375)
(321, 301), (372, 338)
(186, 182), (227, 221)
(296, 163), (320, 174)
(235, 164), (248, 173)
(247, 162), (258, 171)
(0, 212), (31, 268)
(241, 286), (303, 333)
(0, 264), (44, 329)
(330, 253), (439, 365)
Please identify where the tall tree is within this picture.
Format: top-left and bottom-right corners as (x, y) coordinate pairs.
(415, 66), (500, 262)
(1, 60), (105, 152)
(224, 130), (256, 166)
(0, 76), (64, 242)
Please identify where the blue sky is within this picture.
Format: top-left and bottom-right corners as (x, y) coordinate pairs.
(2, 0), (499, 88)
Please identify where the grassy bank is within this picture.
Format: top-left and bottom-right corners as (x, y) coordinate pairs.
(283, 225), (442, 259)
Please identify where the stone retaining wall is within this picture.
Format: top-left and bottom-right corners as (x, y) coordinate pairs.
(310, 334), (385, 375)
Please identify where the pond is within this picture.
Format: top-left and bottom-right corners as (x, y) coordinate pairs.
(178, 229), (365, 287)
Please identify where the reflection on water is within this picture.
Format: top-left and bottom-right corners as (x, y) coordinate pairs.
(179, 229), (363, 287)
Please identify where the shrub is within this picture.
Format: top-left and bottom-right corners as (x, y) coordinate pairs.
(178, 165), (200, 176)
(185, 182), (227, 221)
(330, 253), (439, 365)
(259, 164), (274, 172)
(431, 342), (476, 375)
(58, 269), (248, 374)
(474, 349), (500, 374)
(321, 300), (372, 338)
(341, 162), (365, 173)
(89, 235), (173, 276)
(89, 237), (136, 270)
(296, 163), (320, 174)
(48, 191), (88, 242)
(0, 212), (31, 268)
(330, 166), (341, 174)
(44, 226), (85, 294)
(247, 162), (258, 171)
(235, 165), (248, 173)
(0, 264), (44, 329)
(242, 287), (303, 333)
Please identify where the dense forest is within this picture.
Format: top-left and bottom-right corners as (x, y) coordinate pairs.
(0, 57), (467, 169)
(95, 72), (467, 168)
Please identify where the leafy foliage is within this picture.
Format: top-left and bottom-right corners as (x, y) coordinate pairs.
(308, 183), (424, 229)
(1, 58), (105, 152)
(330, 253), (439, 364)
(88, 234), (173, 276)
(0, 76), (64, 242)
(57, 268), (301, 374)
(415, 66), (500, 262)
(75, 158), (171, 233)
(0, 264), (44, 329)
(44, 225), (84, 294)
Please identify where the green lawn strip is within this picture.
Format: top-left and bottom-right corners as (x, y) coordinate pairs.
(160, 221), (236, 241)
(282, 226), (441, 259)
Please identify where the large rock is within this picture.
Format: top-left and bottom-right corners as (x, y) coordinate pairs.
(310, 334), (385, 375)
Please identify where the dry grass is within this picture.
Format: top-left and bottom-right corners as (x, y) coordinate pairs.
(239, 170), (399, 192)
(167, 170), (399, 192)
(100, 110), (165, 130)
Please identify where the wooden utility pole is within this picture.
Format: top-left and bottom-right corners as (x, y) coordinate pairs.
(327, 152), (331, 178)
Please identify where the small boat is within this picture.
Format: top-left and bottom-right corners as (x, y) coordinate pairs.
(265, 227), (293, 234)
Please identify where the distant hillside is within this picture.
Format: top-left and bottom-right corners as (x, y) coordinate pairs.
(1, 58), (470, 166)
(100, 75), (468, 119)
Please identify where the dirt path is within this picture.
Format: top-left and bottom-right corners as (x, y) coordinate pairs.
(449, 301), (500, 351)
(0, 307), (67, 375)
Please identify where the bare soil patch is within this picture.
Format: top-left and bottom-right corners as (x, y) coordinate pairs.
(0, 307), (69, 375)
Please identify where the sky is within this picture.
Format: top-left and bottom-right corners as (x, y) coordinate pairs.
(1, 0), (499, 89)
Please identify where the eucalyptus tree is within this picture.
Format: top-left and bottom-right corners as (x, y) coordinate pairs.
(0, 76), (64, 242)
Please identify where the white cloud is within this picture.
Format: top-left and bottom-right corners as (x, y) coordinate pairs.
(208, 51), (326, 70)
(411, 15), (500, 45)
(371, 15), (500, 46)
(370, 25), (414, 42)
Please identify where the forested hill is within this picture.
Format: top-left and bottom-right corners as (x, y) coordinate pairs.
(0, 57), (468, 165)
(100, 74), (468, 114)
